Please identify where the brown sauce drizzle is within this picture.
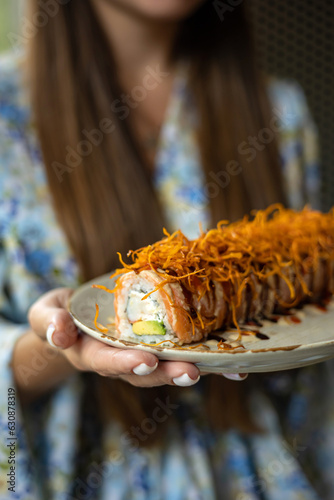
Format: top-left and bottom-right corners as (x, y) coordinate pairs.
(207, 333), (226, 342)
(290, 315), (301, 324)
(255, 331), (270, 340)
(239, 327), (269, 339)
(246, 319), (264, 327)
(251, 344), (301, 353)
(268, 316), (280, 323)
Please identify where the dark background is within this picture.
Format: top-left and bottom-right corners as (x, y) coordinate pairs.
(249, 0), (334, 210)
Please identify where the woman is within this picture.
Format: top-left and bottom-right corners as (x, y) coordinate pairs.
(0, 0), (328, 499)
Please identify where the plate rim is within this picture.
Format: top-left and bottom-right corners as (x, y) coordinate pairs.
(68, 272), (334, 372)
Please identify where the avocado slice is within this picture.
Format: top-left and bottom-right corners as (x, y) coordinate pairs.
(132, 320), (166, 336)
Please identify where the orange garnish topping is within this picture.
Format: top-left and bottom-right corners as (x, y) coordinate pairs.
(93, 303), (108, 333)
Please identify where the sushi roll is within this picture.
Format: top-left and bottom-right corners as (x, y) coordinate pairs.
(93, 205), (334, 344)
(114, 270), (220, 344)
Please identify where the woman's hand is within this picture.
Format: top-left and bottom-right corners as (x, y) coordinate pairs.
(28, 288), (201, 387)
(27, 287), (247, 391)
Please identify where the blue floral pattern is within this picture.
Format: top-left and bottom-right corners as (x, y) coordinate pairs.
(0, 52), (333, 500)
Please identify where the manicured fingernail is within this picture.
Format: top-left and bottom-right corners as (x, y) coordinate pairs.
(46, 323), (60, 348)
(133, 362), (158, 376)
(223, 373), (248, 381)
(173, 373), (200, 387)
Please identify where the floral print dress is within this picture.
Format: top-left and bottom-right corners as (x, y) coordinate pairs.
(0, 52), (333, 500)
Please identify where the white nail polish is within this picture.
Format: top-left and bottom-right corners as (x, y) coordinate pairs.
(173, 373), (200, 387)
(133, 362), (158, 376)
(46, 323), (58, 348)
(223, 373), (248, 381)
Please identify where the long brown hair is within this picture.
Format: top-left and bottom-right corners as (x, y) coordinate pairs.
(27, 0), (284, 444)
(28, 0), (285, 281)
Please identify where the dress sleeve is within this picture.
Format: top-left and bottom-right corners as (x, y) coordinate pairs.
(0, 133), (42, 498)
(268, 79), (321, 209)
(0, 106), (81, 500)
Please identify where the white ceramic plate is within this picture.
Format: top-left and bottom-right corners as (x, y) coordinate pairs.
(68, 273), (334, 374)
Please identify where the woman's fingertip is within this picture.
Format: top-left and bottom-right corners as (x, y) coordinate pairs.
(46, 323), (75, 349)
(223, 373), (248, 381)
(133, 361), (158, 376)
(67, 322), (79, 338)
(173, 373), (200, 387)
(53, 309), (77, 337)
(46, 323), (61, 348)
